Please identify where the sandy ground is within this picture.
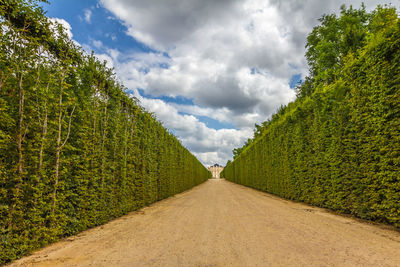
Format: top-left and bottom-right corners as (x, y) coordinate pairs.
(9, 179), (400, 267)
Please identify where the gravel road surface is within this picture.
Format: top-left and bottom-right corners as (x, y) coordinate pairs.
(9, 179), (400, 266)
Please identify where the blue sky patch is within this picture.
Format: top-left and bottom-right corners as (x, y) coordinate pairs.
(137, 89), (195, 106)
(40, 0), (155, 54)
(289, 74), (302, 88)
(250, 67), (260, 75)
(179, 112), (237, 130)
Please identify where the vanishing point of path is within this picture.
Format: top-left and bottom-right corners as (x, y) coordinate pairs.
(10, 179), (400, 267)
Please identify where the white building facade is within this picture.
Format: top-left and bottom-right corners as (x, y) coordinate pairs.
(208, 164), (224, 179)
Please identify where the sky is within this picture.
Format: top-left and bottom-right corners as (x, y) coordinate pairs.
(42, 0), (399, 166)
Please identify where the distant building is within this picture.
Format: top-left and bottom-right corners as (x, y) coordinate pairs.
(208, 164), (224, 179)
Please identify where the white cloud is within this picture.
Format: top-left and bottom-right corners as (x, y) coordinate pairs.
(97, 0), (398, 165)
(49, 18), (73, 39)
(99, 0), (302, 118)
(96, 53), (114, 69)
(129, 90), (252, 166)
(92, 39), (103, 49)
(84, 9), (92, 23)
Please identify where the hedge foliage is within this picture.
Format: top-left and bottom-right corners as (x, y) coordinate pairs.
(0, 1), (210, 263)
(223, 5), (400, 228)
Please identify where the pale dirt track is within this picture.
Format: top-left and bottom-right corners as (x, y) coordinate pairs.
(9, 179), (400, 267)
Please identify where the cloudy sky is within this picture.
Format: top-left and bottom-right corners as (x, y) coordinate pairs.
(43, 0), (398, 166)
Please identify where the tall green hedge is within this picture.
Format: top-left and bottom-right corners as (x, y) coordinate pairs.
(0, 1), (210, 264)
(223, 6), (400, 228)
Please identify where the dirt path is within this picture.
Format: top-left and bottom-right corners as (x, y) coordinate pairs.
(9, 179), (400, 267)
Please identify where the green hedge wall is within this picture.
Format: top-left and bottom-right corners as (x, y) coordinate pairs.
(223, 7), (400, 228)
(0, 1), (210, 264)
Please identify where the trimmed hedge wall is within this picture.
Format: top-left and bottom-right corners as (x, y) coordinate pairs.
(223, 7), (400, 228)
(0, 1), (210, 264)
